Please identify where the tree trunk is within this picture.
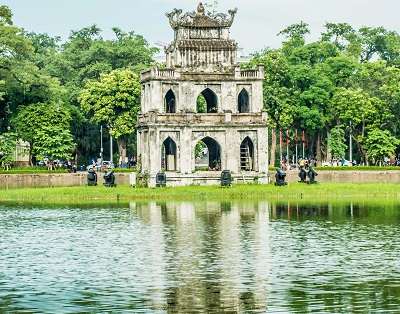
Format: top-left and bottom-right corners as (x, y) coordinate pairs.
(316, 132), (321, 166)
(29, 143), (34, 167)
(29, 143), (36, 167)
(118, 137), (127, 168)
(326, 129), (332, 163)
(309, 134), (315, 159)
(270, 128), (277, 167)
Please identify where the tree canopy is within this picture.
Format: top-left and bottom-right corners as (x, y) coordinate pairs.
(1, 3), (400, 168)
(79, 69), (141, 162)
(250, 21), (400, 166)
(0, 5), (157, 166)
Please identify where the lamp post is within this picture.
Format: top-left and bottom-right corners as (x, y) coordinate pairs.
(110, 133), (113, 166)
(286, 129), (289, 164)
(349, 121), (353, 164)
(279, 129), (283, 163)
(100, 125), (103, 163)
(295, 129), (298, 165)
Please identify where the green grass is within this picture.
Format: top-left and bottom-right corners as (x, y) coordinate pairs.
(113, 168), (136, 173)
(1, 183), (400, 206)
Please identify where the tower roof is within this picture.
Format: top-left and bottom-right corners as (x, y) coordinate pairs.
(166, 3), (237, 30)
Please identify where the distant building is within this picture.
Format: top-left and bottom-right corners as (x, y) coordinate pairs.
(137, 3), (268, 186)
(14, 140), (30, 166)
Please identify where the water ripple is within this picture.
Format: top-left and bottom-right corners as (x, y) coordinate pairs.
(0, 202), (399, 313)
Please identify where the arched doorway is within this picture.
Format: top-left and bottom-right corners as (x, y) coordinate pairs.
(240, 137), (254, 171)
(238, 89), (250, 113)
(161, 137), (177, 171)
(196, 88), (218, 113)
(195, 137), (221, 171)
(165, 89), (176, 113)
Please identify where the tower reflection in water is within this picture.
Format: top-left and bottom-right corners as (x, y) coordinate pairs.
(133, 201), (270, 312)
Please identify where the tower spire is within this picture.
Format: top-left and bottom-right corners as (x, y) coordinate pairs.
(197, 2), (205, 15)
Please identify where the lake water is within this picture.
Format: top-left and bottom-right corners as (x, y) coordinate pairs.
(1, 201), (400, 313)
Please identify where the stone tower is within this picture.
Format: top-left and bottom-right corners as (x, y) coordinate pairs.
(138, 3), (268, 187)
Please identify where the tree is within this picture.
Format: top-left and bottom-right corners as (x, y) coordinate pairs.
(40, 26), (157, 162)
(79, 69), (141, 164)
(0, 131), (17, 168)
(322, 22), (357, 52)
(250, 49), (296, 166)
(363, 129), (399, 164)
(13, 102), (74, 165)
(33, 124), (75, 162)
(279, 22), (310, 44)
(327, 126), (347, 159)
(358, 27), (388, 62)
(0, 5), (65, 133)
(0, 5), (32, 130)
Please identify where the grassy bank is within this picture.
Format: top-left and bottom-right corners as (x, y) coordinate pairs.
(1, 183), (400, 206)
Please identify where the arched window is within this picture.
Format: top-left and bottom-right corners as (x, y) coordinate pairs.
(195, 137), (221, 171)
(161, 137), (177, 171)
(240, 137), (254, 171)
(196, 88), (218, 113)
(238, 89), (250, 113)
(165, 89), (176, 113)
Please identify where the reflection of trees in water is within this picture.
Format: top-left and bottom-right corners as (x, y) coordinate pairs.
(132, 200), (400, 312)
(268, 201), (400, 313)
(285, 279), (400, 313)
(271, 202), (400, 224)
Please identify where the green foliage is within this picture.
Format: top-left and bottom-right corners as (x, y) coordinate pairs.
(331, 88), (371, 125)
(2, 3), (400, 168)
(250, 21), (400, 164)
(79, 69), (141, 139)
(322, 23), (356, 49)
(279, 21), (310, 50)
(0, 132), (17, 165)
(250, 49), (294, 128)
(34, 124), (75, 161)
(13, 102), (74, 162)
(363, 129), (400, 164)
(196, 95), (207, 113)
(23, 23), (157, 162)
(195, 141), (207, 159)
(328, 126), (347, 159)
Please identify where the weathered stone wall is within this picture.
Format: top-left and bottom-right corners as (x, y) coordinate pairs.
(1, 171), (400, 189)
(0, 173), (130, 189)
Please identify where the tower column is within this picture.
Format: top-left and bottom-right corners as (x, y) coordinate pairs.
(257, 127), (268, 173)
(180, 126), (193, 174)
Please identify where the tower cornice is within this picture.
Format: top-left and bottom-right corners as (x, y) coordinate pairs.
(166, 3), (237, 30)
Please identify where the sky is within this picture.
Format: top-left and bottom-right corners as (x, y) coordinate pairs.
(4, 0), (400, 55)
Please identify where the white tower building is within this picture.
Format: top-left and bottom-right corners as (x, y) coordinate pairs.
(138, 3), (268, 186)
